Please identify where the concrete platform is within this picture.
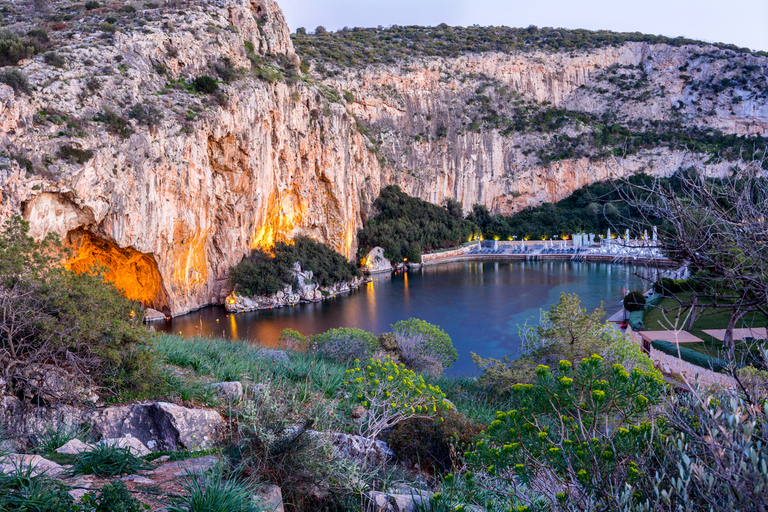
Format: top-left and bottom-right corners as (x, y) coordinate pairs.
(639, 330), (704, 344)
(702, 327), (767, 341)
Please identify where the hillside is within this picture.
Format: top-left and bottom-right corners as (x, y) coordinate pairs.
(0, 0), (766, 315)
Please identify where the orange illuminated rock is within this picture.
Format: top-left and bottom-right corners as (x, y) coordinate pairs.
(65, 230), (171, 315)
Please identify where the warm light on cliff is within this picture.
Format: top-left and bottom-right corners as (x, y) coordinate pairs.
(251, 191), (308, 252)
(65, 230), (171, 314)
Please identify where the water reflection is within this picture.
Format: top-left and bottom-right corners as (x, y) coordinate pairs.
(157, 261), (649, 375)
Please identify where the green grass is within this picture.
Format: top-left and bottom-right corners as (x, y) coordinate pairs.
(643, 292), (768, 362)
(69, 443), (151, 477)
(30, 422), (90, 457)
(165, 470), (266, 512)
(154, 334), (505, 426)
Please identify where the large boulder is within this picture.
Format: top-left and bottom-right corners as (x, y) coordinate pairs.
(363, 247), (392, 274)
(255, 484), (285, 512)
(208, 381), (244, 402)
(0, 454), (65, 478)
(84, 402), (224, 452)
(306, 430), (393, 466)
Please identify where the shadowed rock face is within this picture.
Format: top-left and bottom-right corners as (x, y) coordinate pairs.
(0, 0), (765, 315)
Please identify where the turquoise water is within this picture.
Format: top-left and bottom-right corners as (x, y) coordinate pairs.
(157, 261), (650, 375)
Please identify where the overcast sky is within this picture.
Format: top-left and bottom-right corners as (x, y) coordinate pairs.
(277, 0), (768, 52)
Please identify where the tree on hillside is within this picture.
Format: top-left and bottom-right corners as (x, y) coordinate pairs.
(0, 216), (155, 401)
(626, 165), (768, 362)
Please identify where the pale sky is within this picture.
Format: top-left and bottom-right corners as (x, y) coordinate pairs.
(278, 0), (768, 52)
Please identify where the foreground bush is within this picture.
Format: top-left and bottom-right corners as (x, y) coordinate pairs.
(310, 327), (379, 363)
(388, 408), (485, 474)
(230, 236), (361, 297)
(392, 318), (458, 375)
(231, 381), (358, 510)
(0, 216), (161, 401)
(344, 356), (452, 443)
(434, 355), (664, 510)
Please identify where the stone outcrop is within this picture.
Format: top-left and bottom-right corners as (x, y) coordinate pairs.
(226, 270), (368, 312)
(363, 247), (393, 274)
(0, 0), (765, 316)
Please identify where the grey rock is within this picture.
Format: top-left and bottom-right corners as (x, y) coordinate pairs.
(84, 402), (223, 452)
(257, 349), (290, 364)
(0, 454), (65, 478)
(255, 484), (285, 512)
(121, 474), (155, 484)
(306, 430), (393, 466)
(363, 247), (393, 274)
(55, 439), (94, 455)
(364, 489), (433, 512)
(98, 436), (151, 457)
(208, 381), (244, 401)
(150, 455), (219, 477)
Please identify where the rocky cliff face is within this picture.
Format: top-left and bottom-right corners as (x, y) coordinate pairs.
(0, 0), (765, 315)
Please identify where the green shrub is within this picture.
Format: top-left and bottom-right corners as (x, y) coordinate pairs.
(343, 356), (451, 442)
(127, 102), (163, 128)
(85, 1), (101, 10)
(98, 23), (118, 34)
(26, 29), (50, 45)
(651, 339), (728, 372)
(94, 108), (131, 138)
(623, 290), (647, 312)
(230, 236), (361, 297)
(192, 75), (218, 94)
(70, 443), (150, 477)
(0, 216), (160, 401)
(43, 51), (66, 68)
(0, 30), (40, 67)
(165, 470), (261, 512)
(81, 481), (145, 512)
(435, 355), (663, 510)
(310, 327), (378, 363)
(357, 185), (478, 263)
(57, 145), (95, 164)
(391, 318), (458, 375)
(0, 68), (31, 95)
(388, 409), (485, 474)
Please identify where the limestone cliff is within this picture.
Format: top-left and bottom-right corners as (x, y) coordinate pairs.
(0, 0), (765, 315)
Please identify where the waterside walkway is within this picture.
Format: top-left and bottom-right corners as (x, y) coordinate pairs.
(422, 240), (678, 268)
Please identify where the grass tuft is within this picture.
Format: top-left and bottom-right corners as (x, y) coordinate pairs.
(165, 469), (265, 512)
(70, 443), (151, 477)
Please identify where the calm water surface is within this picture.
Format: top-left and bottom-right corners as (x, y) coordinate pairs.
(157, 261), (649, 375)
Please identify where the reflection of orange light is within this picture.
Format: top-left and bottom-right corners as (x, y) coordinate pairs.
(230, 313), (238, 339)
(130, 310), (136, 317)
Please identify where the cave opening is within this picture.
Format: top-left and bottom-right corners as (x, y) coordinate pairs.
(65, 230), (171, 315)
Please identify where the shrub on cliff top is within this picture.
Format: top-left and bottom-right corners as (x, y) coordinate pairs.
(192, 75), (219, 94)
(0, 69), (31, 95)
(0, 30), (41, 67)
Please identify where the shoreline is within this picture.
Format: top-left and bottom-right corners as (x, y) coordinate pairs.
(420, 252), (680, 268)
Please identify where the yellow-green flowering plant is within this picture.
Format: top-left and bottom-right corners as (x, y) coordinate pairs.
(343, 356), (452, 444)
(433, 354), (664, 511)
